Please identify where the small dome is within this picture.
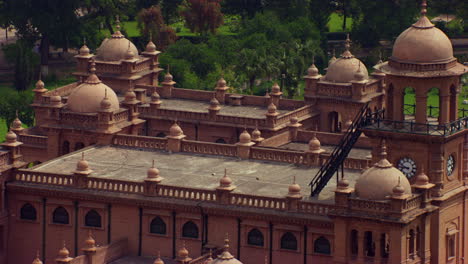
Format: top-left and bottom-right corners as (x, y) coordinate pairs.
(307, 63), (319, 76)
(355, 158), (412, 200)
(35, 79), (45, 89)
(146, 41), (157, 53)
(84, 231), (96, 249)
(5, 130), (17, 143)
(12, 116), (22, 129)
(68, 68), (119, 113)
(308, 132), (321, 152)
(125, 47), (136, 60)
(154, 255), (164, 264)
(326, 58), (368, 83)
(392, 16), (453, 64)
(354, 66), (366, 81)
(147, 161), (160, 179)
(95, 37), (139, 62)
(76, 155), (90, 172)
(178, 246), (189, 259)
(169, 122), (183, 137)
(212, 237), (242, 264)
(124, 89), (137, 102)
(415, 170), (430, 186)
(392, 182), (405, 197)
(290, 116), (298, 124)
(50, 95), (62, 105)
(151, 91), (161, 102)
(219, 169), (233, 188)
(79, 44), (90, 56)
(337, 176), (350, 189)
(100, 96), (112, 110)
(217, 77), (227, 87)
(252, 128), (261, 139)
(58, 245), (70, 258)
(267, 103), (277, 113)
(271, 83), (280, 93)
(32, 252), (43, 264)
(239, 130), (251, 144)
(164, 72), (173, 82)
(210, 97), (220, 106)
(288, 182), (301, 196)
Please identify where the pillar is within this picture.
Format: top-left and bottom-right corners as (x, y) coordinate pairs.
(439, 93), (450, 124)
(393, 85), (405, 122)
(415, 91), (427, 125)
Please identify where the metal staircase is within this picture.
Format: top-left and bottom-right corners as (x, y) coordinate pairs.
(309, 103), (375, 196)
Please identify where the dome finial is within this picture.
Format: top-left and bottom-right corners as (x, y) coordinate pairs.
(115, 15), (121, 32)
(380, 139), (387, 159)
(85, 58), (101, 84)
(89, 58), (96, 74)
(32, 250), (43, 264)
(111, 15), (124, 38)
(345, 33), (351, 51)
(224, 233), (230, 251)
(420, 0), (427, 16)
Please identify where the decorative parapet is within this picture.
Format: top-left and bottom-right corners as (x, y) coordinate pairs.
(0, 152), (11, 168)
(113, 134), (167, 150)
(181, 140), (237, 157)
(15, 171), (74, 186)
(17, 134), (48, 148)
(250, 147), (305, 164)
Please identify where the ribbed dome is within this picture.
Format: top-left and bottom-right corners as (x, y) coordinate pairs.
(392, 16), (453, 64)
(67, 70), (119, 113)
(95, 32), (139, 62)
(355, 158), (412, 200)
(325, 57), (368, 83)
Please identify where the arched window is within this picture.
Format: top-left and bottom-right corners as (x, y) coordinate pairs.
(280, 232), (297, 250)
(182, 221), (198, 238)
(20, 203), (37, 220)
(247, 228), (264, 246)
(350, 230), (358, 255)
(215, 138), (227, 144)
(150, 217), (166, 235)
(52, 207), (69, 224)
(85, 210), (101, 228)
(314, 236), (331, 255)
(156, 132), (166, 138)
(75, 142), (85, 151)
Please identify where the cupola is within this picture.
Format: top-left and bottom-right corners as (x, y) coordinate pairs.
(95, 17), (139, 62)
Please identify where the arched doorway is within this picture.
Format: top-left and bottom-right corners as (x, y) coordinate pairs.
(328, 111), (341, 132)
(62, 141), (70, 155)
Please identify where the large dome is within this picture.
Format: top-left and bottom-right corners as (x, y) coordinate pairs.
(67, 70), (119, 113)
(355, 158), (411, 200)
(325, 57), (368, 83)
(95, 31), (139, 62)
(392, 16), (454, 64)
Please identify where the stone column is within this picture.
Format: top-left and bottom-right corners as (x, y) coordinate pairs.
(464, 134), (468, 184)
(393, 85), (405, 122)
(415, 92), (427, 125)
(439, 94), (450, 124)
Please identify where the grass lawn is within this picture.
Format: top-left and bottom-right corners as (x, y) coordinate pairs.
(328, 13), (353, 32)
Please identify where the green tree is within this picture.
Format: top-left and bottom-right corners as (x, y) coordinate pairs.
(180, 0), (224, 36)
(2, 41), (39, 91)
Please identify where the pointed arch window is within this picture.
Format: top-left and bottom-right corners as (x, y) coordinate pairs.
(20, 203), (37, 220)
(182, 221), (198, 238)
(150, 217), (167, 235)
(52, 206), (69, 224)
(85, 210), (101, 228)
(247, 228), (264, 246)
(280, 232), (297, 250)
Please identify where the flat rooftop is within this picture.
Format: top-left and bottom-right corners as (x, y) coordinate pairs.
(278, 142), (372, 160)
(120, 97), (289, 118)
(109, 256), (176, 264)
(31, 145), (362, 201)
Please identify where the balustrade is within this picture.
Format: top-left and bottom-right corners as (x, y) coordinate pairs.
(181, 140), (237, 157)
(251, 147), (305, 164)
(18, 134), (48, 147)
(15, 171), (74, 186)
(113, 134), (167, 150)
(0, 152), (10, 167)
(87, 178), (144, 194)
(229, 193), (286, 209)
(156, 185), (217, 201)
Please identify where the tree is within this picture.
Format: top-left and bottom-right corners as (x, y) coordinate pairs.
(2, 40), (39, 91)
(180, 0), (223, 36)
(137, 5), (177, 50)
(222, 0), (264, 19)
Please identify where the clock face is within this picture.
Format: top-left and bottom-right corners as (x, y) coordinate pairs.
(447, 154), (455, 176)
(397, 158), (417, 178)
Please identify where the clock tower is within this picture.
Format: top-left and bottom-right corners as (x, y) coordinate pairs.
(362, 1), (467, 262)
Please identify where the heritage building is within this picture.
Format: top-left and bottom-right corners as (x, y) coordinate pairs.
(0, 2), (467, 264)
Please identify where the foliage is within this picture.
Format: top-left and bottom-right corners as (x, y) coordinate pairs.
(137, 5), (177, 50)
(2, 41), (39, 91)
(0, 91), (34, 130)
(180, 0), (224, 35)
(350, 0), (419, 47)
